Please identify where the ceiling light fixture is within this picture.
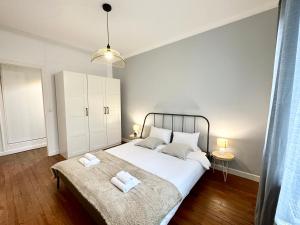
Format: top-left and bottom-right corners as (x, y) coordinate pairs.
(91, 3), (125, 68)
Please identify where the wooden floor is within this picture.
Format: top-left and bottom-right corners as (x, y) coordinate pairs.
(0, 148), (258, 225)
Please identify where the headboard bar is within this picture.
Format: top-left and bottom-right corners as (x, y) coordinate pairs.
(140, 112), (210, 155)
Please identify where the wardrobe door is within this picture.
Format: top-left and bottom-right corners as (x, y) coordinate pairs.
(64, 71), (89, 157)
(87, 75), (107, 150)
(106, 78), (121, 146)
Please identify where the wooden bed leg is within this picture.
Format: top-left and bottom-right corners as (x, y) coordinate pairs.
(57, 176), (60, 190)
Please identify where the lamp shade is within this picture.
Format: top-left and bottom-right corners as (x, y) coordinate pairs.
(91, 47), (125, 68)
(133, 124), (140, 133)
(217, 138), (228, 148)
(91, 4), (125, 68)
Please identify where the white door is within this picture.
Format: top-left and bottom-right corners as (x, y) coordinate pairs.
(106, 78), (121, 146)
(87, 75), (107, 150)
(0, 64), (46, 144)
(64, 72), (89, 157)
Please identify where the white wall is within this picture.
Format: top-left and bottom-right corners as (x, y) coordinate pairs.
(0, 27), (107, 156)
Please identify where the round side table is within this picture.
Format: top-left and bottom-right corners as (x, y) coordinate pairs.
(212, 150), (235, 182)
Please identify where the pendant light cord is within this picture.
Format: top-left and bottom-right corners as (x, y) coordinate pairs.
(106, 12), (110, 48)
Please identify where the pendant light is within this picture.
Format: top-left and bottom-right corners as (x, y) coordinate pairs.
(91, 3), (125, 68)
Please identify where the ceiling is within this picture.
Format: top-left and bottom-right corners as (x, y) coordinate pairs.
(0, 0), (278, 58)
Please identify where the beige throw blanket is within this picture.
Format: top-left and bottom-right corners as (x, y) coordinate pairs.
(52, 150), (182, 225)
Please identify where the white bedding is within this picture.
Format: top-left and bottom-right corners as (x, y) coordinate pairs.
(106, 139), (210, 225)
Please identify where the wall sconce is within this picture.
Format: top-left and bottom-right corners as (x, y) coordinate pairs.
(217, 138), (229, 153)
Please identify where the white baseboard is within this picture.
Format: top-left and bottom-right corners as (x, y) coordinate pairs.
(214, 164), (260, 182)
(47, 149), (59, 156)
(0, 142), (47, 156)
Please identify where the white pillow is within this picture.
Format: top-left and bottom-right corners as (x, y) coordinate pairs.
(161, 143), (193, 160)
(135, 137), (164, 150)
(149, 126), (172, 144)
(172, 132), (200, 151)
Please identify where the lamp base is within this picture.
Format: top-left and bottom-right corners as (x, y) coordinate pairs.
(219, 148), (226, 154)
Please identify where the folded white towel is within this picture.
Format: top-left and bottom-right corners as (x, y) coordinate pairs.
(84, 153), (97, 161)
(116, 170), (135, 184)
(111, 176), (140, 193)
(89, 158), (100, 165)
(78, 157), (100, 167)
(78, 157), (90, 167)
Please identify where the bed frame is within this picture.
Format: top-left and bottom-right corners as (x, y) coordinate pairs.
(140, 112), (210, 155)
(53, 112), (210, 225)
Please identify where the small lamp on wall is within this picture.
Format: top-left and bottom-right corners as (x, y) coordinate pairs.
(217, 138), (229, 153)
(133, 124), (140, 137)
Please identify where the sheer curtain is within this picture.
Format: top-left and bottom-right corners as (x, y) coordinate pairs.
(255, 0), (300, 224)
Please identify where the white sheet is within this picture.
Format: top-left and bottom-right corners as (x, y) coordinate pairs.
(106, 139), (210, 225)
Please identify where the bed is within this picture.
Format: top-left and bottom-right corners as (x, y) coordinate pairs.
(52, 113), (211, 225)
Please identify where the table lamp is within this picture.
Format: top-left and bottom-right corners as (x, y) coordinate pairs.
(217, 138), (228, 153)
(133, 124), (140, 137)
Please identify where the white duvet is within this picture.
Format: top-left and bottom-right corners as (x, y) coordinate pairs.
(106, 139), (211, 225)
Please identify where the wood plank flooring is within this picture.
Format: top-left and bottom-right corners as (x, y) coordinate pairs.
(0, 148), (258, 225)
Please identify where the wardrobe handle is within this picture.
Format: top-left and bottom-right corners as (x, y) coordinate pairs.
(107, 107), (109, 114)
(85, 107), (89, 116)
(104, 107), (107, 114)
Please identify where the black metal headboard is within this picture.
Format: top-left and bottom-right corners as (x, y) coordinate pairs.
(140, 112), (210, 155)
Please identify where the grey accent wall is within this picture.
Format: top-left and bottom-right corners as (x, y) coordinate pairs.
(114, 9), (277, 175)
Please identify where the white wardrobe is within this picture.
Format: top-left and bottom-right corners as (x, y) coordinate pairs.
(55, 71), (121, 158)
